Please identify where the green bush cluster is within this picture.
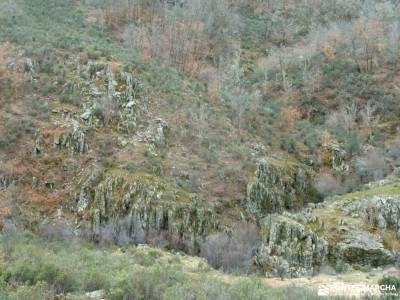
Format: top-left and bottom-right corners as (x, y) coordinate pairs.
(376, 276), (400, 300)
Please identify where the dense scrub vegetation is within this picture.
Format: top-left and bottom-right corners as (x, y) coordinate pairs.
(0, 231), (328, 299)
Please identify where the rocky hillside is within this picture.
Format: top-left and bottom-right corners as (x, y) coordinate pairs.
(1, 0), (400, 298)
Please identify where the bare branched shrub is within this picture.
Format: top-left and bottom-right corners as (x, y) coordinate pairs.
(387, 20), (400, 65)
(360, 101), (379, 128)
(348, 18), (385, 72)
(93, 96), (118, 125)
(146, 229), (189, 252)
(200, 223), (260, 274)
(38, 219), (74, 241)
(116, 0), (239, 75)
(220, 52), (252, 131)
(200, 232), (229, 269)
(95, 217), (192, 252)
(325, 105), (358, 136)
(97, 216), (142, 246)
(123, 18), (206, 75)
(355, 149), (390, 181)
(315, 172), (340, 197)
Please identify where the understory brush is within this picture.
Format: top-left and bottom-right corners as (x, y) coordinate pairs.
(0, 231), (332, 300)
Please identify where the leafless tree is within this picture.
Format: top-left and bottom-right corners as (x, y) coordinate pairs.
(315, 173), (340, 196)
(355, 149), (390, 180)
(200, 223), (260, 274)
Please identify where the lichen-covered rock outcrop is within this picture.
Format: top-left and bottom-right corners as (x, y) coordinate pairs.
(78, 61), (146, 134)
(53, 124), (88, 155)
(134, 118), (169, 149)
(255, 213), (328, 278)
(344, 195), (400, 235)
(247, 157), (319, 217)
(337, 232), (394, 267)
(74, 168), (219, 244)
(33, 130), (45, 156)
(0, 170), (15, 190)
(251, 178), (400, 277)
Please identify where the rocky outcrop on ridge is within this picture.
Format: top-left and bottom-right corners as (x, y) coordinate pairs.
(256, 213), (328, 277)
(247, 157), (319, 216)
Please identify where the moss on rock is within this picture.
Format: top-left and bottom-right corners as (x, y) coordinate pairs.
(74, 168), (219, 243)
(256, 213), (328, 278)
(247, 157), (320, 217)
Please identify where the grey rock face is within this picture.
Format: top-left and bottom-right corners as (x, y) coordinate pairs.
(363, 196), (400, 233)
(85, 290), (106, 300)
(33, 131), (45, 156)
(74, 169), (218, 244)
(322, 142), (348, 171)
(343, 195), (400, 236)
(256, 214), (328, 278)
(106, 63), (116, 99)
(80, 61), (145, 134)
(0, 173), (15, 190)
(23, 57), (35, 80)
(153, 119), (169, 148)
(337, 232), (394, 266)
(117, 72), (145, 134)
(247, 158), (317, 216)
(53, 124), (88, 155)
(134, 118), (169, 149)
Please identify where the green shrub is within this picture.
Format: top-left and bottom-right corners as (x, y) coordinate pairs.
(23, 95), (49, 120)
(59, 81), (81, 105)
(133, 252), (156, 267)
(199, 147), (218, 163)
(280, 136), (298, 154)
(344, 130), (362, 157)
(334, 259), (351, 273)
(0, 118), (35, 150)
(143, 155), (164, 177)
(8, 248), (77, 293)
(40, 82), (57, 95)
(122, 163), (136, 172)
(82, 270), (110, 292)
(38, 60), (54, 74)
(9, 282), (54, 300)
(59, 93), (81, 106)
(378, 276), (400, 296)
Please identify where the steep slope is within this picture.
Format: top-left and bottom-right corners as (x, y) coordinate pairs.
(1, 1), (400, 298)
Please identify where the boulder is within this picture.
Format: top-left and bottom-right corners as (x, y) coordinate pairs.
(85, 290), (105, 300)
(338, 232), (394, 266)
